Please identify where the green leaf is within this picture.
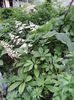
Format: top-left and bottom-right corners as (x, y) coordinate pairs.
(25, 76), (32, 82)
(19, 82), (25, 94)
(31, 88), (42, 98)
(15, 48), (25, 54)
(16, 62), (24, 68)
(23, 92), (30, 100)
(24, 67), (29, 73)
(8, 82), (21, 92)
(34, 69), (39, 78)
(36, 77), (45, 86)
(1, 50), (7, 56)
(38, 47), (43, 55)
(24, 60), (33, 72)
(56, 33), (71, 45)
(24, 60), (33, 66)
(37, 21), (53, 33)
(0, 60), (3, 66)
(32, 51), (40, 57)
(56, 33), (73, 51)
(34, 64), (38, 69)
(29, 65), (33, 71)
(44, 49), (49, 54)
(42, 31), (56, 39)
(46, 85), (59, 93)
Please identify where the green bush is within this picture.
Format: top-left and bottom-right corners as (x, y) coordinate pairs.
(0, 8), (29, 23)
(3, 30), (74, 100)
(63, 6), (74, 35)
(0, 8), (13, 19)
(12, 8), (29, 22)
(29, 3), (57, 25)
(0, 3), (57, 24)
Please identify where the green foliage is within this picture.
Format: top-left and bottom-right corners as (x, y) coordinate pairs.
(29, 3), (57, 25)
(65, 6), (74, 35)
(12, 8), (29, 22)
(0, 8), (29, 23)
(3, 29), (74, 100)
(0, 2), (74, 100)
(0, 8), (13, 19)
(53, 73), (74, 100)
(0, 2), (58, 25)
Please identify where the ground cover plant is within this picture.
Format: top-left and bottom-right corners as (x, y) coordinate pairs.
(0, 0), (74, 100)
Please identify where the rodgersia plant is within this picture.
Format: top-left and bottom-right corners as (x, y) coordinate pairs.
(0, 1), (74, 100)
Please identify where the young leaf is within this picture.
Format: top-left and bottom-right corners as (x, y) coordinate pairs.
(34, 69), (39, 78)
(19, 82), (25, 94)
(24, 60), (33, 66)
(25, 76), (32, 82)
(34, 64), (38, 69)
(38, 47), (43, 55)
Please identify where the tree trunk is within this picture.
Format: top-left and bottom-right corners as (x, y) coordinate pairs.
(0, 0), (3, 7)
(4, 0), (10, 7)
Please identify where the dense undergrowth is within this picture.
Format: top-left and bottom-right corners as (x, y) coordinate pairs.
(0, 1), (74, 100)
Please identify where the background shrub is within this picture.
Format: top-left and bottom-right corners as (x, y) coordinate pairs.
(29, 2), (57, 25)
(12, 8), (29, 22)
(0, 8), (13, 19)
(0, 8), (29, 23)
(0, 3), (57, 24)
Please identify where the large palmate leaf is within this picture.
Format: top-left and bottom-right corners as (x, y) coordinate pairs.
(42, 31), (56, 39)
(24, 60), (34, 73)
(56, 33), (71, 44)
(32, 47), (51, 61)
(56, 33), (73, 51)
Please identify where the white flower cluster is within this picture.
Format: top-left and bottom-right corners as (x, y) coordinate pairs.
(15, 21), (39, 33)
(8, 20), (39, 50)
(8, 32), (25, 45)
(0, 21), (39, 58)
(0, 40), (19, 58)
